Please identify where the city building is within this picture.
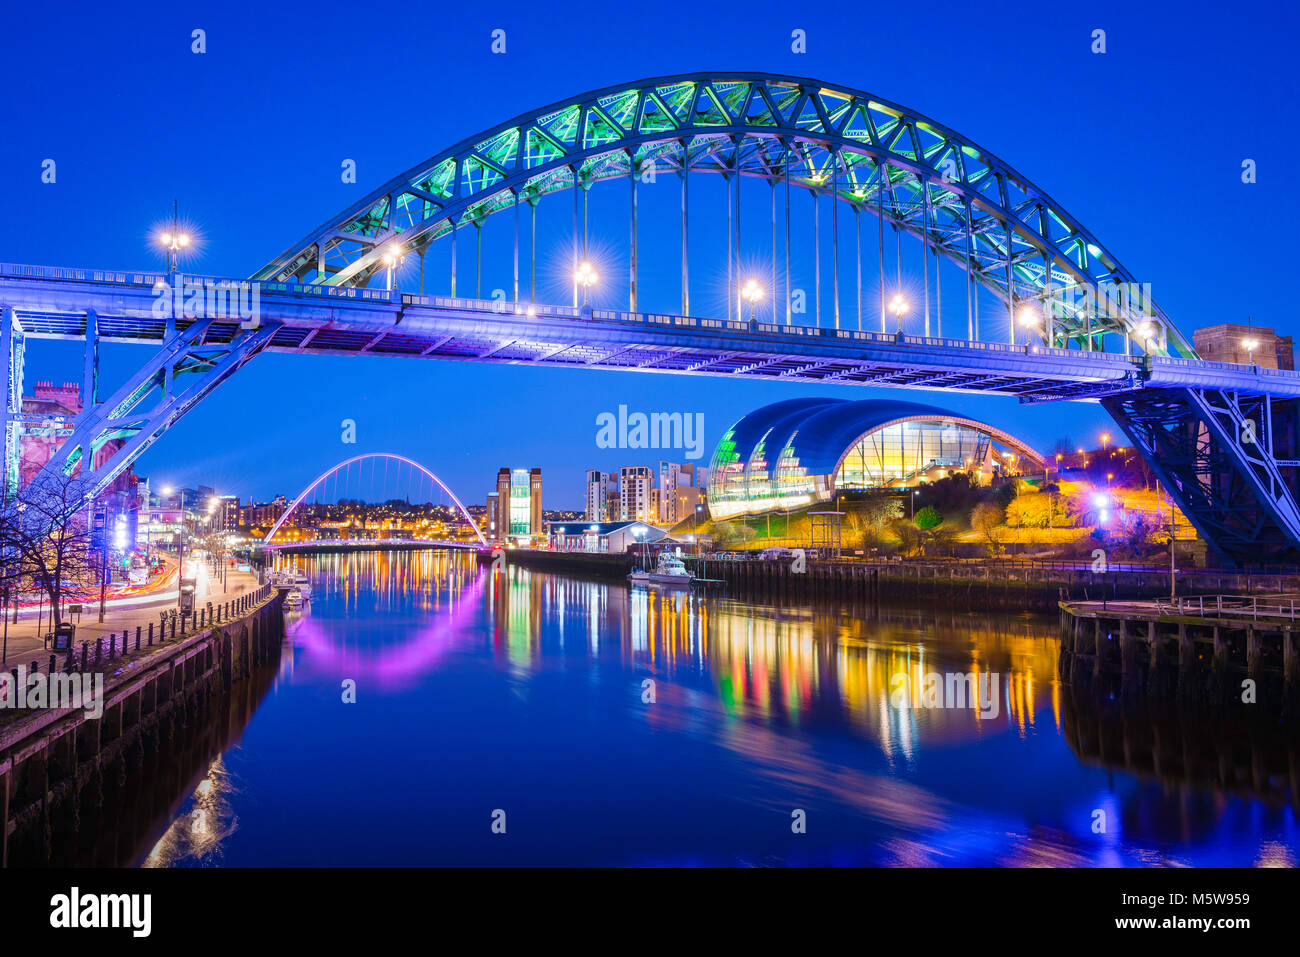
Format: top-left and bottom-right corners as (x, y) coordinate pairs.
(658, 461), (706, 524)
(547, 520), (666, 553)
(15, 381), (139, 548)
(493, 467), (543, 543)
(707, 398), (1045, 519)
(217, 494), (241, 531)
(584, 470), (618, 522)
(619, 466), (654, 522)
(1193, 323), (1293, 369)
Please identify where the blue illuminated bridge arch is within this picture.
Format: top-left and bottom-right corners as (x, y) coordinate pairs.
(263, 452), (488, 549)
(256, 71), (1187, 356)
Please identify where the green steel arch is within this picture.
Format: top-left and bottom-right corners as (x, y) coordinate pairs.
(255, 72), (1191, 357)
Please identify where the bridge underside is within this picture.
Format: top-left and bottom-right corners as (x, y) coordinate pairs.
(1103, 389), (1300, 567)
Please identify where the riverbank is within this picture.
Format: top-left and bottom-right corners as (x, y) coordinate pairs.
(0, 584), (285, 866)
(494, 549), (1300, 611)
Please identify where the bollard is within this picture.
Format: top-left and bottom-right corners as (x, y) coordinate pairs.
(148, 622), (154, 646)
(80, 642), (88, 671)
(95, 638), (103, 663)
(30, 659), (38, 675)
(49, 654), (56, 673)
(136, 625), (141, 650)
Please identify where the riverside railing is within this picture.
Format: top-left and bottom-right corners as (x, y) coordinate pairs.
(6, 583), (277, 687)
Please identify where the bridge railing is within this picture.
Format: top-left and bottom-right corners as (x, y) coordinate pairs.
(1155, 595), (1300, 619)
(9, 261), (1300, 381)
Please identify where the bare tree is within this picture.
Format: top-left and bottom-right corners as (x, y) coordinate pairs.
(10, 469), (98, 629)
(971, 502), (1005, 557)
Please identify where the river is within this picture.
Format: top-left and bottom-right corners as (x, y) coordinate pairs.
(134, 549), (1299, 867)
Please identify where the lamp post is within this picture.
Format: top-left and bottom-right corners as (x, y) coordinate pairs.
(1016, 304), (1041, 347)
(162, 485), (185, 605)
(157, 200), (190, 275)
(1243, 337), (1259, 369)
(742, 279), (763, 322)
(574, 261), (599, 307)
(382, 246), (405, 292)
(889, 293), (909, 334)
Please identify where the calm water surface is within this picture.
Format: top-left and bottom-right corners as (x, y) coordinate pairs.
(139, 550), (1299, 867)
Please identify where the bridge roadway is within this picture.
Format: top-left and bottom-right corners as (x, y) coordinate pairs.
(3, 262), (1297, 402)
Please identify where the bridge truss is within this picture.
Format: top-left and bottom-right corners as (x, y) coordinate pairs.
(0, 73), (1294, 567)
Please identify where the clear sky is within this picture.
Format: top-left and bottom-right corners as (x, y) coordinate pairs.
(2, 0), (1295, 508)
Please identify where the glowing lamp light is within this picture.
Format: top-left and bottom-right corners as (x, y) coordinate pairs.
(889, 293), (909, 317)
(1093, 494), (1110, 509)
(1016, 304), (1041, 327)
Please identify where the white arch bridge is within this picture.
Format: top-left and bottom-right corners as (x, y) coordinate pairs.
(260, 453), (487, 549)
(0, 72), (1297, 566)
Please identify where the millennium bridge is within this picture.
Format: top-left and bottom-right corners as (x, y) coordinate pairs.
(1, 73), (1295, 566)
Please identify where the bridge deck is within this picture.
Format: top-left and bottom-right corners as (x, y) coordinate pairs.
(4, 263), (1298, 400)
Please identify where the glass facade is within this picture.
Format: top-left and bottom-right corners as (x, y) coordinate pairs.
(834, 421), (993, 490)
(707, 399), (1040, 520)
(509, 469), (531, 536)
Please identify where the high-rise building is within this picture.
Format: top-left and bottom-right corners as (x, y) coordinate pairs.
(658, 461), (704, 524)
(485, 491), (500, 540)
(619, 466), (654, 522)
(218, 494), (241, 531)
(494, 467), (543, 542)
(585, 470), (618, 522)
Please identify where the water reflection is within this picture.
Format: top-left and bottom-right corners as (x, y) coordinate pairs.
(141, 549), (1298, 867)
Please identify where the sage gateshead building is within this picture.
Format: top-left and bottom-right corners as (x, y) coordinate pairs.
(706, 398), (1045, 520)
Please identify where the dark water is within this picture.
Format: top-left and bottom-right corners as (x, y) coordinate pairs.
(137, 550), (1299, 867)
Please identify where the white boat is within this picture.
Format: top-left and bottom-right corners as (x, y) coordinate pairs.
(629, 551), (694, 587)
(283, 588), (304, 610)
(291, 574), (312, 599)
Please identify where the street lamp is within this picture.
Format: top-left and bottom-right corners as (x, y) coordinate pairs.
(1100, 432), (1111, 451)
(889, 293), (909, 332)
(742, 279), (763, 321)
(382, 246), (405, 292)
(1016, 304), (1041, 346)
(574, 261), (599, 306)
(1137, 321), (1157, 354)
(157, 201), (190, 274)
(1243, 337), (1260, 368)
(162, 485), (186, 605)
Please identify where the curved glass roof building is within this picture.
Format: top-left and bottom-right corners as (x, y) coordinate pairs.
(707, 398), (1045, 519)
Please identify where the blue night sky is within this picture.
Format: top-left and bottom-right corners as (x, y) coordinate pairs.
(2, 0), (1295, 508)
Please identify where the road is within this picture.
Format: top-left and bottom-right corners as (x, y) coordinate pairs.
(0, 556), (263, 666)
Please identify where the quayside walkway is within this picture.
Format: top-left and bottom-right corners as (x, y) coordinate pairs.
(0, 564), (263, 668)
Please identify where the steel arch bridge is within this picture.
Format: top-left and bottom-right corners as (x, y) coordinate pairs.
(256, 72), (1184, 357)
(262, 452), (488, 548)
(0, 71), (1296, 567)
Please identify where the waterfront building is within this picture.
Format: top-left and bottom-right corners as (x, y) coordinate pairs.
(658, 461), (705, 524)
(584, 470), (618, 522)
(494, 467), (543, 543)
(707, 398), (1045, 519)
(547, 520), (666, 553)
(619, 466), (654, 522)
